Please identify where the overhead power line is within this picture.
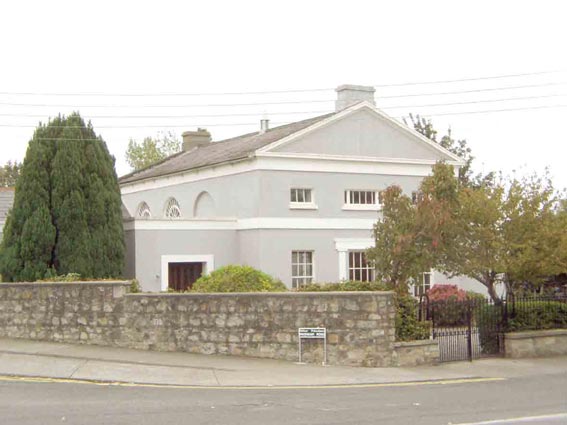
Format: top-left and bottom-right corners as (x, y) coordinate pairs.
(0, 70), (563, 97)
(401, 104), (567, 118)
(0, 94), (565, 119)
(0, 110), (332, 119)
(0, 83), (564, 110)
(379, 82), (567, 99)
(374, 70), (564, 87)
(3, 104), (567, 129)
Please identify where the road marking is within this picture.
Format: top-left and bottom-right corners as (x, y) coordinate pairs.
(452, 412), (567, 424)
(0, 375), (505, 390)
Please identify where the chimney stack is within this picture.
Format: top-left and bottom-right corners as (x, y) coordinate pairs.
(182, 128), (211, 151)
(335, 84), (376, 111)
(260, 118), (270, 134)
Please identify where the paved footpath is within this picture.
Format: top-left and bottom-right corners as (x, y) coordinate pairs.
(1, 338), (566, 388)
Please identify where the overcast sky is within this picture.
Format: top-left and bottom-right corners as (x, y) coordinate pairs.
(1, 0), (566, 189)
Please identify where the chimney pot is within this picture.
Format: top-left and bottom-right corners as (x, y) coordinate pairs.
(260, 119), (270, 134)
(335, 84), (376, 111)
(182, 128), (211, 151)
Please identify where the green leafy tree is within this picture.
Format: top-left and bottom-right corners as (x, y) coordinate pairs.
(500, 173), (566, 295)
(125, 131), (181, 171)
(0, 113), (124, 281)
(446, 179), (506, 302)
(367, 163), (461, 293)
(366, 186), (420, 293)
(406, 114), (474, 186)
(430, 170), (566, 301)
(0, 161), (22, 187)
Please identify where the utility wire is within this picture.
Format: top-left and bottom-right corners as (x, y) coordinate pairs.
(374, 70), (564, 87)
(0, 110), (332, 119)
(1, 94), (565, 119)
(3, 104), (567, 129)
(1, 82), (564, 109)
(0, 70), (563, 96)
(399, 104), (567, 118)
(379, 82), (567, 99)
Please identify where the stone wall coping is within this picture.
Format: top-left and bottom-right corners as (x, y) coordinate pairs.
(127, 291), (395, 298)
(394, 339), (437, 348)
(0, 281), (131, 288)
(505, 329), (567, 339)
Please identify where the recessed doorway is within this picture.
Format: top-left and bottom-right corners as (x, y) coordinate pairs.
(168, 262), (203, 291)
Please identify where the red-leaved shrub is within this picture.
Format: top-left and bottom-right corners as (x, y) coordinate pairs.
(427, 284), (467, 302)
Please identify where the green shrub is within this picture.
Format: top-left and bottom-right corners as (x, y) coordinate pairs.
(129, 279), (141, 293)
(430, 300), (470, 327)
(475, 303), (503, 354)
(507, 301), (567, 332)
(38, 273), (82, 282)
(297, 281), (393, 292)
(396, 294), (431, 341)
(466, 291), (487, 303)
(192, 265), (287, 293)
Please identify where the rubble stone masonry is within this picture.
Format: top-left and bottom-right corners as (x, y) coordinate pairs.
(0, 281), (399, 367)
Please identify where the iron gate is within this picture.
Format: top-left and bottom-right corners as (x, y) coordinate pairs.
(419, 296), (505, 362)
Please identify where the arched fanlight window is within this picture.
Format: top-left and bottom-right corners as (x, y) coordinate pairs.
(136, 202), (151, 218)
(164, 197), (182, 218)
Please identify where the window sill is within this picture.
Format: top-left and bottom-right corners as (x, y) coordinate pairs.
(289, 202), (318, 210)
(342, 204), (382, 211)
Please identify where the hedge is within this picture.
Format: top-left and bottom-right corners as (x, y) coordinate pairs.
(192, 265), (287, 293)
(506, 301), (567, 332)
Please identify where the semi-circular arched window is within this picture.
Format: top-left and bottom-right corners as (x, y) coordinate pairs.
(164, 197), (182, 218)
(136, 202), (151, 218)
(193, 191), (216, 218)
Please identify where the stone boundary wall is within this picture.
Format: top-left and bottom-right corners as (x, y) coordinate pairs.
(504, 329), (567, 359)
(392, 340), (439, 367)
(0, 282), (398, 367)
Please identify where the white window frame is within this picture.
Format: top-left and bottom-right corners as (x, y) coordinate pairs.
(348, 251), (375, 282)
(289, 188), (317, 210)
(160, 254), (214, 291)
(414, 270), (433, 297)
(342, 190), (383, 211)
(164, 197), (182, 219)
(291, 250), (315, 288)
(136, 202), (151, 218)
(334, 238), (374, 280)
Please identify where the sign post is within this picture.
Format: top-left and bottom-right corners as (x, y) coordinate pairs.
(298, 327), (327, 365)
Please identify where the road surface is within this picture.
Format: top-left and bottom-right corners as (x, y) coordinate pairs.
(0, 372), (565, 424)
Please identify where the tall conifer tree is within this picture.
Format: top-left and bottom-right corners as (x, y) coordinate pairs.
(0, 113), (124, 281)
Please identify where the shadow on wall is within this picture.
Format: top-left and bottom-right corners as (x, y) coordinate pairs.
(193, 191), (215, 217)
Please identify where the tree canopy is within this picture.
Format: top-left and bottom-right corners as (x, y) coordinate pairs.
(405, 114), (474, 186)
(369, 160), (567, 301)
(125, 131), (181, 171)
(0, 161), (22, 187)
(0, 113), (125, 281)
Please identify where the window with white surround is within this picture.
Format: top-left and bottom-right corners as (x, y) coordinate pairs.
(348, 251), (375, 282)
(291, 251), (314, 288)
(164, 197), (182, 218)
(343, 190), (383, 210)
(137, 202), (151, 218)
(290, 188), (317, 209)
(414, 271), (432, 297)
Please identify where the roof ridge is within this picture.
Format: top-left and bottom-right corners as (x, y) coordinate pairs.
(118, 112), (335, 184)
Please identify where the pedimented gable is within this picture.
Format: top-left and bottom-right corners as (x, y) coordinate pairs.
(267, 107), (457, 162)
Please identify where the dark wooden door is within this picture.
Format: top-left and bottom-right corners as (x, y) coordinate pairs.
(168, 262), (203, 291)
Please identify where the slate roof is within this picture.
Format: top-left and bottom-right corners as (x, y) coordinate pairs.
(119, 113), (334, 185)
(0, 187), (15, 225)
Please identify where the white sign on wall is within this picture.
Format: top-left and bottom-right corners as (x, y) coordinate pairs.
(298, 327), (327, 364)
